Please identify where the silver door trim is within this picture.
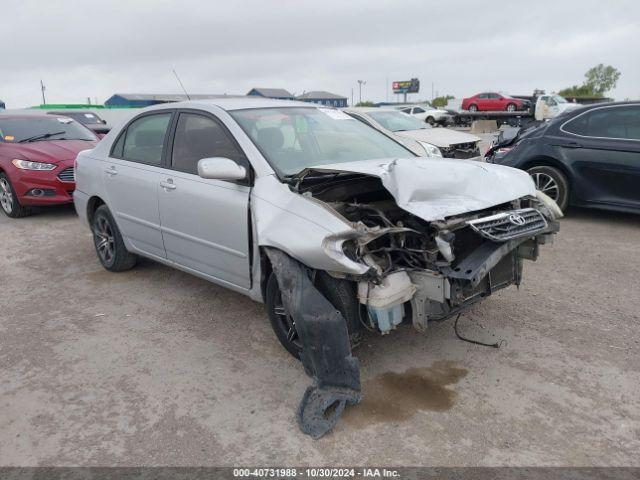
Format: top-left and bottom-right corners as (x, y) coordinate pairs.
(160, 225), (247, 258)
(115, 211), (161, 230)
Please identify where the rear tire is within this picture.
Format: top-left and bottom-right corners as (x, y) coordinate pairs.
(468, 104), (478, 112)
(0, 173), (31, 218)
(527, 165), (570, 211)
(266, 271), (362, 360)
(92, 205), (137, 272)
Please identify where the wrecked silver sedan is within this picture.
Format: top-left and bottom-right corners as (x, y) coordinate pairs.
(74, 98), (560, 438)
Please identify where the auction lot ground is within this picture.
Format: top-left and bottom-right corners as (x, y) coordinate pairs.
(1, 204), (639, 466)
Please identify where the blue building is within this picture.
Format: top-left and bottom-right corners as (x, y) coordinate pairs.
(296, 91), (348, 108)
(104, 93), (232, 108)
(246, 88), (294, 101)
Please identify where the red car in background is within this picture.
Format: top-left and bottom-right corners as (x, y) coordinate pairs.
(461, 92), (527, 112)
(0, 114), (98, 218)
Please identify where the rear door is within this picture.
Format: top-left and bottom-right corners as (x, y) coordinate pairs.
(102, 111), (174, 258)
(476, 93), (490, 110)
(158, 109), (252, 289)
(558, 104), (640, 209)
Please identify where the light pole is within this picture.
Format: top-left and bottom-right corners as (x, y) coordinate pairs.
(357, 80), (366, 104)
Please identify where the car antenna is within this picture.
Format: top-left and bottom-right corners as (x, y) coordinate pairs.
(172, 69), (191, 100)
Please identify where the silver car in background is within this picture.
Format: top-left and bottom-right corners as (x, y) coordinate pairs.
(345, 107), (482, 160)
(74, 98), (560, 438)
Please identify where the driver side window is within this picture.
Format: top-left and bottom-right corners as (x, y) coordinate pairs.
(171, 113), (247, 175)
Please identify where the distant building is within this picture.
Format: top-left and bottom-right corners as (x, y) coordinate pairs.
(0, 99), (5, 109)
(296, 91), (348, 108)
(246, 88), (294, 100)
(104, 93), (234, 108)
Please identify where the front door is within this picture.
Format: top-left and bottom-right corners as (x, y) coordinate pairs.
(158, 110), (252, 289)
(558, 104), (640, 209)
(103, 111), (174, 259)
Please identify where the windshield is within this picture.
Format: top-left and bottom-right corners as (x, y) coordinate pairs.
(366, 111), (428, 132)
(230, 107), (414, 176)
(50, 111), (104, 125)
(0, 117), (97, 142)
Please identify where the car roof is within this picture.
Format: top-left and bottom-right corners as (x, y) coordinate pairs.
(139, 96), (314, 113)
(563, 100), (640, 116)
(0, 113), (69, 120)
(343, 107), (400, 114)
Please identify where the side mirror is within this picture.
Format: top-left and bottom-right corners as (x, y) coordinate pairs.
(197, 157), (247, 181)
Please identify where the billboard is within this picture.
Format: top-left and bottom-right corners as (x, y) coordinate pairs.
(392, 78), (420, 94)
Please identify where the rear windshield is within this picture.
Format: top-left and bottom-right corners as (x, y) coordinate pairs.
(49, 111), (104, 125)
(0, 117), (97, 143)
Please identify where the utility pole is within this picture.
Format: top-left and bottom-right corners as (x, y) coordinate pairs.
(386, 77), (389, 102)
(357, 80), (366, 104)
(351, 87), (354, 107)
(40, 80), (46, 105)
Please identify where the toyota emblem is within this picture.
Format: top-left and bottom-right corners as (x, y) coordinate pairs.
(509, 214), (526, 226)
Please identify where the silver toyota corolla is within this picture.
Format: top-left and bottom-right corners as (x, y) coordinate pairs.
(74, 97), (561, 438)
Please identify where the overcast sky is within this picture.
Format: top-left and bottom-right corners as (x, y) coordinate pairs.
(2, 0), (639, 108)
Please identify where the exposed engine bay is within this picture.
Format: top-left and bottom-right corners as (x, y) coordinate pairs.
(268, 160), (560, 439)
(293, 171), (559, 335)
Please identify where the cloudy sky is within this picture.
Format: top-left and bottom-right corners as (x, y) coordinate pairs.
(2, 0), (639, 107)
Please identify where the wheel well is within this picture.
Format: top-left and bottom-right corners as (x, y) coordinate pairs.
(86, 196), (105, 225)
(522, 156), (571, 183)
(259, 248), (273, 302)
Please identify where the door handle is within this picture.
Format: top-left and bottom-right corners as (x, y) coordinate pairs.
(561, 141), (582, 149)
(160, 179), (176, 191)
(104, 166), (118, 176)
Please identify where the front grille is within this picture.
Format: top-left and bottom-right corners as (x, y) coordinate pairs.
(58, 167), (75, 182)
(467, 208), (547, 242)
(441, 142), (480, 159)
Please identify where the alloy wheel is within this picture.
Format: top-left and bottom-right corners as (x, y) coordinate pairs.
(507, 104), (516, 112)
(530, 172), (560, 201)
(94, 216), (116, 265)
(273, 293), (302, 349)
(0, 178), (14, 214)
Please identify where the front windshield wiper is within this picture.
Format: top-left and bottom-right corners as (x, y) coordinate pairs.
(19, 131), (66, 143)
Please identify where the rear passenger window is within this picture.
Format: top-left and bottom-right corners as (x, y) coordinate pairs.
(171, 113), (246, 175)
(121, 113), (171, 164)
(564, 106), (640, 140)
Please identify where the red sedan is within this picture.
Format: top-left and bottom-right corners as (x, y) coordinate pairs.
(0, 114), (98, 218)
(461, 92), (526, 112)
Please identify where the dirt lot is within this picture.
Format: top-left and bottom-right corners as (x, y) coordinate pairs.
(1, 204), (639, 467)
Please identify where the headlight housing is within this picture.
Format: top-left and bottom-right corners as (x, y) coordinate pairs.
(417, 141), (443, 158)
(11, 159), (57, 171)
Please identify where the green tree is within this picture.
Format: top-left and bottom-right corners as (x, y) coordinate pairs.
(559, 64), (621, 98)
(355, 101), (375, 107)
(584, 64), (621, 95)
(431, 95), (454, 108)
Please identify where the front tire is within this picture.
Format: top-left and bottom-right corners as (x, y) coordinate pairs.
(266, 271), (362, 359)
(92, 205), (137, 272)
(527, 165), (570, 211)
(0, 173), (31, 218)
(506, 103), (517, 112)
(426, 116), (435, 125)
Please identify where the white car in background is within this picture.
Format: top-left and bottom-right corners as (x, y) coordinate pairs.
(345, 107), (481, 159)
(398, 105), (451, 125)
(534, 94), (581, 120)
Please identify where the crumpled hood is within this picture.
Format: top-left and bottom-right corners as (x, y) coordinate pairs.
(12, 140), (97, 163)
(304, 157), (536, 221)
(396, 128), (480, 148)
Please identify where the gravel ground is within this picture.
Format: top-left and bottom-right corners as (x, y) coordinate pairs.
(1, 204), (639, 467)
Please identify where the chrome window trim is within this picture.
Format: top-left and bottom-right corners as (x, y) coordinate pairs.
(559, 103), (640, 142)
